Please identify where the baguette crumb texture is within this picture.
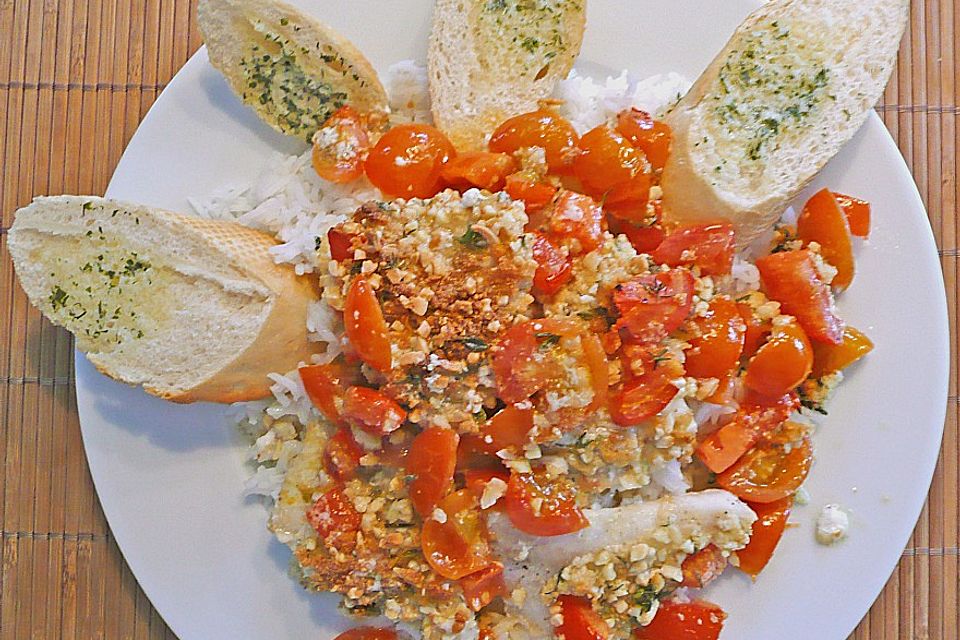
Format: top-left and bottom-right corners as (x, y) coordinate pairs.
(429, 0), (586, 151)
(8, 196), (320, 403)
(661, 0), (909, 247)
(198, 0), (388, 142)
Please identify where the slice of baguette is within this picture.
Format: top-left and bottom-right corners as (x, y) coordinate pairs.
(8, 196), (320, 403)
(428, 0), (586, 151)
(197, 0), (389, 142)
(660, 0), (909, 247)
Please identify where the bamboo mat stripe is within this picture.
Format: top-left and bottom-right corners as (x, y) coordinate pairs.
(0, 1), (957, 639)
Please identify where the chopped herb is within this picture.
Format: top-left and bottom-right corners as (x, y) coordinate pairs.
(49, 286), (69, 310)
(458, 337), (489, 352)
(536, 332), (561, 351)
(457, 228), (489, 250)
(279, 17), (289, 25)
(82, 201), (93, 211)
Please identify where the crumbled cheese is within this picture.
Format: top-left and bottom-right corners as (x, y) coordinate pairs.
(815, 504), (849, 545)
(480, 478), (508, 510)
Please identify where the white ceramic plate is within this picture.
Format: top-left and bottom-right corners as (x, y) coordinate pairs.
(82, 1), (949, 638)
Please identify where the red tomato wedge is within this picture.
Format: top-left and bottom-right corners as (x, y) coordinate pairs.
(478, 405), (535, 454)
(299, 360), (362, 422)
(463, 468), (510, 505)
(833, 192), (871, 238)
(344, 277), (393, 371)
(365, 124), (455, 198)
(743, 319), (813, 398)
(573, 125), (644, 197)
(613, 269), (695, 347)
(756, 249), (844, 345)
(616, 108), (673, 171)
(532, 232), (573, 295)
(811, 325), (874, 377)
(610, 352), (684, 427)
(695, 393), (799, 474)
(546, 190), (606, 255)
(716, 435), (813, 503)
(684, 296), (746, 379)
(341, 386), (407, 435)
(680, 545), (728, 588)
(421, 489), (495, 579)
(489, 109), (580, 173)
(306, 486), (360, 549)
(311, 105), (370, 184)
(556, 595), (610, 640)
(737, 497), (792, 577)
(407, 427), (459, 518)
(797, 189), (855, 290)
(618, 221), (666, 254)
(441, 152), (518, 191)
(504, 173), (558, 212)
(633, 600), (726, 640)
(460, 562), (507, 611)
(333, 627), (397, 640)
(504, 470), (588, 536)
(327, 227), (356, 262)
(324, 428), (364, 481)
(652, 223), (736, 276)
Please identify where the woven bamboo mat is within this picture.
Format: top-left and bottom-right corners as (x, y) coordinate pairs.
(0, 0), (956, 638)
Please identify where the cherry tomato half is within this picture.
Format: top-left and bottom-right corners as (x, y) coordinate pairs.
(460, 562), (507, 612)
(716, 435), (813, 503)
(365, 124), (455, 198)
(743, 319), (813, 398)
(797, 189), (855, 291)
(652, 223), (736, 276)
(341, 386), (407, 436)
(489, 109), (579, 173)
(306, 485), (360, 549)
(613, 268), (695, 347)
(811, 325), (874, 378)
(684, 296), (746, 379)
(833, 192), (871, 238)
(556, 595), (610, 640)
(406, 427), (459, 518)
(680, 545), (728, 589)
(573, 125), (644, 197)
(421, 489), (495, 579)
(737, 497), (792, 577)
(756, 249), (844, 345)
(616, 108), (673, 171)
(324, 428), (364, 481)
(441, 152), (518, 191)
(344, 277), (393, 372)
(633, 600), (726, 640)
(504, 470), (588, 536)
(695, 393), (799, 474)
(311, 105), (371, 183)
(532, 232), (573, 295)
(333, 627), (397, 640)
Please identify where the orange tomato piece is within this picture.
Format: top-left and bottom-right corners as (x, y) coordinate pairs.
(421, 489), (495, 579)
(459, 562), (507, 611)
(633, 600), (726, 640)
(333, 627), (397, 640)
(489, 109), (579, 173)
(306, 486), (361, 548)
(743, 319), (813, 398)
(299, 360), (362, 421)
(811, 325), (874, 377)
(716, 436), (813, 503)
(737, 497), (792, 577)
(737, 302), (772, 359)
(504, 470), (588, 536)
(341, 386), (407, 436)
(833, 192), (871, 238)
(603, 172), (653, 223)
(756, 249), (845, 344)
(617, 221), (666, 254)
(573, 125), (644, 197)
(680, 545), (728, 588)
(685, 296), (746, 379)
(504, 173), (558, 212)
(610, 352), (684, 427)
(311, 106), (370, 183)
(324, 428), (364, 481)
(546, 190), (606, 256)
(365, 123), (455, 198)
(652, 223), (736, 276)
(441, 152), (518, 191)
(463, 468), (510, 505)
(556, 595), (610, 640)
(695, 393), (799, 474)
(613, 269), (695, 347)
(797, 189), (855, 290)
(531, 232), (573, 295)
(616, 108), (673, 171)
(478, 405), (535, 454)
(344, 277), (393, 372)
(407, 427), (459, 518)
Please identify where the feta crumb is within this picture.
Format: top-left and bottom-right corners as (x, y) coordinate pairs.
(815, 504), (849, 545)
(480, 478), (508, 509)
(432, 507), (448, 524)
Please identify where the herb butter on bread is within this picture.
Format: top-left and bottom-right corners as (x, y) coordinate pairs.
(8, 196), (320, 403)
(198, 0), (389, 142)
(661, 0), (909, 247)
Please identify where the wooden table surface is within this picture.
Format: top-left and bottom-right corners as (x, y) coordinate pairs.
(0, 1), (957, 638)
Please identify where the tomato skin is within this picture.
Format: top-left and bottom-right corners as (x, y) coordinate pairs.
(489, 109), (579, 173)
(610, 352), (683, 426)
(341, 386), (407, 436)
(532, 232), (573, 295)
(833, 192), (871, 237)
(504, 470), (588, 536)
(652, 223), (736, 276)
(737, 497), (792, 577)
(344, 277), (393, 372)
(406, 427), (459, 518)
(685, 296), (746, 379)
(811, 325), (874, 377)
(756, 249), (845, 345)
(328, 227), (356, 262)
(478, 405), (535, 454)
(306, 486), (360, 548)
(324, 428), (364, 481)
(547, 190), (606, 256)
(716, 436), (813, 503)
(737, 302), (771, 358)
(743, 320), (813, 398)
(441, 152), (518, 191)
(797, 189), (855, 290)
(573, 125), (644, 197)
(695, 393), (799, 474)
(618, 221), (666, 254)
(633, 600), (726, 640)
(333, 627), (398, 640)
(680, 545), (728, 588)
(616, 108), (673, 171)
(459, 562), (507, 611)
(613, 269), (695, 347)
(603, 172), (653, 223)
(556, 595), (610, 640)
(365, 124), (455, 198)
(504, 173), (558, 212)
(299, 361), (362, 421)
(463, 468), (510, 504)
(311, 106), (370, 183)
(421, 490), (495, 579)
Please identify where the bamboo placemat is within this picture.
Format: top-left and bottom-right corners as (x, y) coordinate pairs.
(0, 1), (956, 638)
